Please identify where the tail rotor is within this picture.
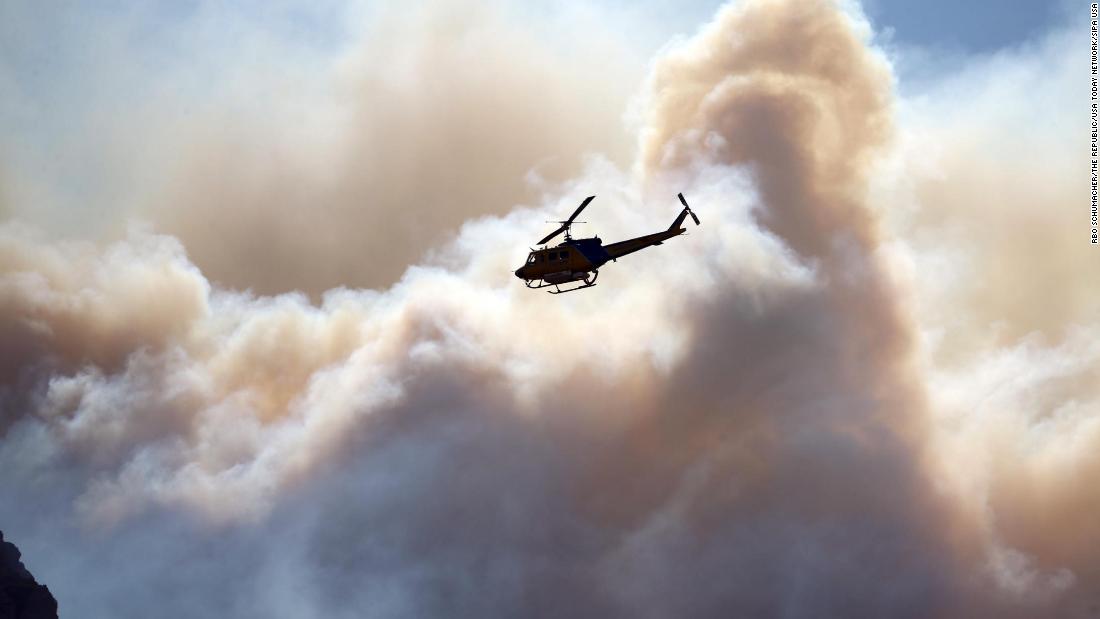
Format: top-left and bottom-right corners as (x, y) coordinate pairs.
(678, 193), (700, 225)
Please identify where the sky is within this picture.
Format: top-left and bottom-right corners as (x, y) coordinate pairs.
(0, 1), (1096, 618)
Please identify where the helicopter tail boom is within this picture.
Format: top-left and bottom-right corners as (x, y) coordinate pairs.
(668, 210), (690, 232)
(604, 229), (682, 260)
(604, 194), (700, 261)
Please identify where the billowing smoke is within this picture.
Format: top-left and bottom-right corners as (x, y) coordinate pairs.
(143, 1), (641, 297)
(0, 0), (1095, 617)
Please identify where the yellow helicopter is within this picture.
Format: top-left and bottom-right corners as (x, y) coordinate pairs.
(514, 193), (700, 294)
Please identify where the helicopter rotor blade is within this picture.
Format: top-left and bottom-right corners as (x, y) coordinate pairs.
(536, 195), (596, 245)
(568, 196), (596, 223)
(678, 193), (701, 225)
(537, 225), (567, 246)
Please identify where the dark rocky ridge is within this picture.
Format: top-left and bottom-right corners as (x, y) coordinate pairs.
(0, 531), (58, 619)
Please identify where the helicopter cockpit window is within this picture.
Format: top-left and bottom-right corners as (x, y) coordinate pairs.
(527, 253), (537, 264)
(561, 250), (569, 260)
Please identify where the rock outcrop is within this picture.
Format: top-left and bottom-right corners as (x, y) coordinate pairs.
(0, 531), (58, 619)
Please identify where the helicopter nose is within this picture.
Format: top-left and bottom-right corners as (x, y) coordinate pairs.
(514, 268), (524, 279)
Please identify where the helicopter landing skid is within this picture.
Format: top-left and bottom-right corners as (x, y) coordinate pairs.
(524, 271), (598, 294)
(547, 270), (598, 294)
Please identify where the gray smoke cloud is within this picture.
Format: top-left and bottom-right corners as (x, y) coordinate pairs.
(142, 0), (641, 297)
(0, 0), (1095, 617)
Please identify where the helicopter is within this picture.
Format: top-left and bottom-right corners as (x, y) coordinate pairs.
(514, 193), (700, 294)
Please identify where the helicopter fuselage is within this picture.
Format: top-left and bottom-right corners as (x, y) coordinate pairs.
(513, 227), (686, 283)
(515, 193), (699, 293)
(514, 238), (602, 282)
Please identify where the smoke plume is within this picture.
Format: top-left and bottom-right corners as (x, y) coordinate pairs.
(0, 0), (1094, 617)
(144, 1), (640, 297)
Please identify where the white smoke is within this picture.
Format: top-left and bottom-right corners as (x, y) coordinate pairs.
(0, 0), (1095, 617)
